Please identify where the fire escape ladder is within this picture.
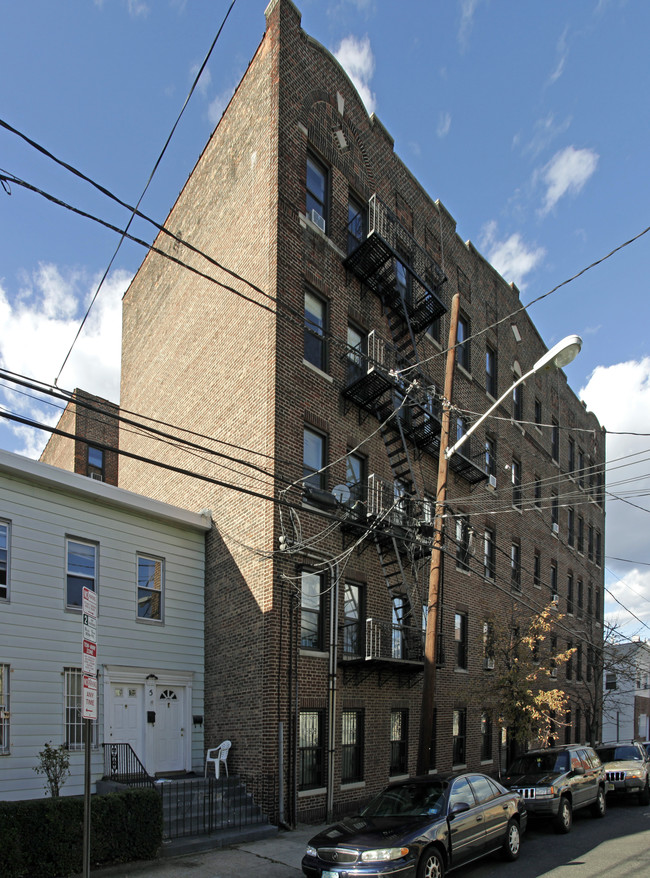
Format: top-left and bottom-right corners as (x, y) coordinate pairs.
(379, 403), (418, 498)
(373, 531), (420, 624)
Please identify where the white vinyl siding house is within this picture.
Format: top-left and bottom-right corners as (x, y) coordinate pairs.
(0, 449), (209, 801)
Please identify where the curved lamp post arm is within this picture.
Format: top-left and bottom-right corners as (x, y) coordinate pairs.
(445, 334), (582, 461)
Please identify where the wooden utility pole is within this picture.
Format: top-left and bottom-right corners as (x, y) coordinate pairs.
(417, 293), (459, 775)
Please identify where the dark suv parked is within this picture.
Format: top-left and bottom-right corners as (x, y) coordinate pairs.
(502, 745), (606, 833)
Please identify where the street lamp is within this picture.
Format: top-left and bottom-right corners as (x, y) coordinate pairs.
(446, 334), (582, 460)
(417, 319), (582, 775)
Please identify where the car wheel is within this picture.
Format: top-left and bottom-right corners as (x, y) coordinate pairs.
(553, 796), (572, 834)
(639, 779), (650, 806)
(591, 786), (606, 818)
(501, 818), (520, 861)
(418, 846), (445, 878)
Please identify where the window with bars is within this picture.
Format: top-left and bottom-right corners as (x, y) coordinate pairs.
(64, 667), (97, 750)
(341, 709), (364, 783)
(0, 664), (9, 754)
(389, 709), (408, 775)
(299, 709), (325, 790)
(137, 555), (164, 622)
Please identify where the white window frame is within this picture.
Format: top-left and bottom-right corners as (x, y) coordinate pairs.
(136, 554), (165, 623)
(66, 538), (98, 610)
(0, 519), (9, 601)
(64, 667), (98, 750)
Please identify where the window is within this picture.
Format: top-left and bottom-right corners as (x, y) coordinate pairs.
(345, 451), (366, 515)
(511, 542), (521, 591)
(567, 507), (575, 547)
(577, 579), (584, 617)
(299, 709), (325, 790)
(484, 528), (496, 580)
(550, 561), (558, 598)
(455, 612), (468, 670)
(512, 458), (522, 509)
(306, 154), (328, 230)
(576, 644), (583, 681)
(512, 378), (523, 422)
(566, 642), (573, 680)
(347, 196), (365, 255)
(0, 664), (9, 754)
(456, 516), (470, 571)
(578, 449), (585, 488)
(483, 621), (495, 670)
(456, 314), (470, 372)
(452, 708), (467, 765)
(303, 427), (326, 491)
(534, 476), (542, 508)
(64, 667), (97, 750)
(605, 672), (617, 691)
(587, 583), (593, 617)
(66, 539), (97, 609)
(304, 289), (327, 370)
(137, 555), (163, 622)
(428, 314), (441, 345)
(392, 595), (407, 659)
(578, 516), (584, 553)
(588, 524), (594, 561)
(480, 712), (493, 761)
(301, 571), (324, 650)
(567, 574), (574, 615)
(534, 398), (542, 429)
(0, 520), (9, 600)
(485, 435), (497, 478)
(87, 446), (104, 480)
(485, 345), (497, 397)
(342, 710), (364, 783)
(568, 438), (575, 476)
(594, 587), (601, 620)
(343, 582), (362, 656)
(390, 709), (408, 775)
(551, 494), (559, 531)
(595, 530), (602, 566)
(534, 550), (541, 587)
(346, 323), (367, 384)
(551, 419), (560, 462)
(395, 248), (412, 307)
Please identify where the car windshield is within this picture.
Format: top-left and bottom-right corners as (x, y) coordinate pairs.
(597, 745), (642, 762)
(508, 752), (570, 774)
(361, 781), (447, 818)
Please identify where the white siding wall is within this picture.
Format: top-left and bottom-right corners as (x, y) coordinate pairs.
(0, 463), (206, 801)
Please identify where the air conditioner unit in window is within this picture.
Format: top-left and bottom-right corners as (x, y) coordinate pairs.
(550, 667), (558, 678)
(485, 657), (495, 670)
(309, 209), (326, 233)
(90, 472), (103, 481)
(486, 474), (497, 491)
(551, 594), (559, 608)
(552, 522), (559, 535)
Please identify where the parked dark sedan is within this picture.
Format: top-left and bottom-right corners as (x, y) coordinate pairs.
(301, 772), (527, 878)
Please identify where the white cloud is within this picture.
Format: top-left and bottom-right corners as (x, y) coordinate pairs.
(580, 358), (650, 632)
(548, 25), (569, 85)
(458, 0), (482, 50)
(605, 568), (650, 633)
(190, 62), (212, 98)
(334, 35), (376, 115)
(479, 222), (545, 290)
(518, 113), (572, 159)
(0, 265), (128, 457)
(127, 0), (150, 18)
(437, 112), (451, 139)
(207, 85), (236, 127)
(539, 145), (599, 215)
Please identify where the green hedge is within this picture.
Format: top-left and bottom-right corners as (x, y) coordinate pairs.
(0, 788), (162, 878)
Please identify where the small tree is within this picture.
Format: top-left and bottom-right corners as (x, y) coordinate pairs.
(34, 741), (70, 797)
(474, 603), (575, 767)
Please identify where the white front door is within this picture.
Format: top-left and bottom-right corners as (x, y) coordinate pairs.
(155, 686), (185, 772)
(108, 684), (144, 762)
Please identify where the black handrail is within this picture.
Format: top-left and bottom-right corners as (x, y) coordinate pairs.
(103, 742), (155, 788)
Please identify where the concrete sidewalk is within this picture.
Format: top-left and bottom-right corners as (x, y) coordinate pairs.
(82, 824), (326, 878)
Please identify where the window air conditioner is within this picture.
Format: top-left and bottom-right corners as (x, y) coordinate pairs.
(551, 594), (559, 608)
(90, 472), (103, 481)
(486, 474), (497, 491)
(309, 209), (326, 233)
(485, 657), (495, 670)
(550, 667), (558, 678)
(552, 522), (559, 535)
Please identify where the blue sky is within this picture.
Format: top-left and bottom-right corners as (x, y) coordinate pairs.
(1, 0), (649, 633)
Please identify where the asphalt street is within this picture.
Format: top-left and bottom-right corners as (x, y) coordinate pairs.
(77, 797), (650, 878)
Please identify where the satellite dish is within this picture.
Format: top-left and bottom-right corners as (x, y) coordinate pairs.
(332, 484), (351, 505)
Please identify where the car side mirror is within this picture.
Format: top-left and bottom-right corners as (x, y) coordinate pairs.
(448, 801), (471, 818)
(572, 766), (585, 776)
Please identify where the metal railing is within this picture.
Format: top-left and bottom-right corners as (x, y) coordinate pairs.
(365, 618), (424, 662)
(103, 742), (154, 788)
(159, 773), (276, 840)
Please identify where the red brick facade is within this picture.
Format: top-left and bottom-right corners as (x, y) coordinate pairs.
(117, 0), (605, 823)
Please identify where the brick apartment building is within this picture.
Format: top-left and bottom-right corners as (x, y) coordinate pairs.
(109, 0), (605, 822)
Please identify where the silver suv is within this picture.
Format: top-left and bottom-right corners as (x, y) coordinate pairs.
(596, 742), (650, 804)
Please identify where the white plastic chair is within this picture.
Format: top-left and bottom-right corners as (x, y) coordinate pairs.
(205, 740), (231, 778)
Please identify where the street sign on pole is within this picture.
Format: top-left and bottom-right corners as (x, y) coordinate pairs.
(82, 675), (97, 720)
